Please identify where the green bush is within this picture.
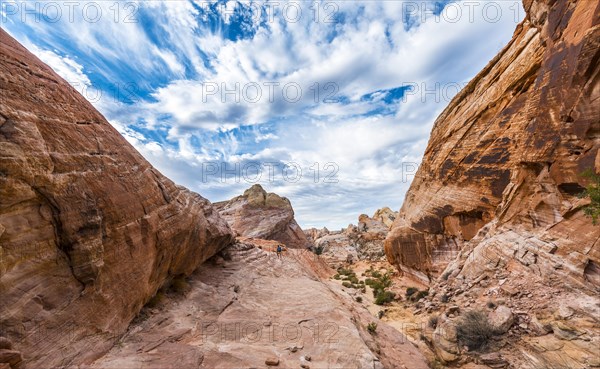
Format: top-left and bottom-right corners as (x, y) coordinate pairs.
(338, 267), (354, 276)
(342, 281), (352, 288)
(374, 291), (396, 305)
(367, 322), (377, 334)
(410, 290), (428, 301)
(406, 287), (419, 297)
(456, 310), (500, 351)
(580, 169), (600, 224)
(355, 296), (363, 303)
(314, 245), (324, 255)
(333, 274), (341, 280)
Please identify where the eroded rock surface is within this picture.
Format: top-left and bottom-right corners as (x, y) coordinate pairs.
(385, 0), (600, 284)
(0, 29), (234, 368)
(215, 184), (310, 248)
(87, 239), (429, 369)
(383, 0), (600, 367)
(306, 208), (398, 266)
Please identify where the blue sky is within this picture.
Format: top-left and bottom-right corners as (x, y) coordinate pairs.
(1, 0), (524, 229)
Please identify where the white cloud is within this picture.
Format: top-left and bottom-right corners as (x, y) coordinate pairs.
(2, 0), (524, 229)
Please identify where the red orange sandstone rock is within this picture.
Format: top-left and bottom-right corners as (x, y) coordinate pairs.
(214, 184), (311, 248)
(385, 0), (600, 286)
(0, 28), (234, 368)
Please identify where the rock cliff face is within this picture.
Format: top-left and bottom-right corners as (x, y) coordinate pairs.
(385, 0), (600, 284)
(214, 184), (310, 248)
(0, 29), (234, 368)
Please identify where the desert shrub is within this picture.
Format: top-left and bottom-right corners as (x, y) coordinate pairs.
(579, 169), (600, 224)
(406, 287), (419, 297)
(440, 294), (450, 303)
(410, 290), (429, 301)
(333, 274), (341, 280)
(486, 301), (496, 309)
(456, 310), (500, 351)
(338, 267), (354, 276)
(314, 245), (324, 255)
(441, 271), (451, 281)
(356, 296), (363, 303)
(428, 315), (439, 328)
(364, 278), (374, 286)
(375, 291), (396, 305)
(342, 281), (352, 288)
(349, 276), (359, 284)
(367, 322), (377, 334)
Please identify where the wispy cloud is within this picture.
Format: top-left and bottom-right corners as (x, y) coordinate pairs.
(1, 0), (524, 228)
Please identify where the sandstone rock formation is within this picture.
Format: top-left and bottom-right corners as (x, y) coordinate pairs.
(385, 0), (600, 285)
(306, 208), (396, 266)
(384, 0), (600, 367)
(214, 184), (310, 248)
(0, 29), (234, 368)
(87, 239), (429, 369)
(372, 207), (398, 228)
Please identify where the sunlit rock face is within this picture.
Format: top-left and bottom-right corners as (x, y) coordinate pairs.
(0, 28), (234, 368)
(214, 184), (311, 248)
(386, 0), (599, 284)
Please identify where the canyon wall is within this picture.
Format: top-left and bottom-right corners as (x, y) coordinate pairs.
(385, 0), (599, 284)
(0, 29), (234, 367)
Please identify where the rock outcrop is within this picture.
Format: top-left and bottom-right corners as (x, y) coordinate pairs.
(307, 208), (397, 266)
(384, 0), (600, 367)
(87, 239), (429, 369)
(214, 184), (310, 248)
(385, 0), (600, 284)
(0, 29), (234, 368)
(372, 207), (398, 228)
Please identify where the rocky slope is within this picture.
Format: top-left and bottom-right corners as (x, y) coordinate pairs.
(86, 239), (429, 369)
(0, 29), (234, 368)
(385, 0), (600, 284)
(306, 208), (398, 266)
(214, 184), (310, 248)
(384, 0), (600, 367)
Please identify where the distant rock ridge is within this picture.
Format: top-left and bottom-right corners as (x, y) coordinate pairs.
(0, 28), (234, 368)
(214, 184), (310, 248)
(306, 207), (399, 266)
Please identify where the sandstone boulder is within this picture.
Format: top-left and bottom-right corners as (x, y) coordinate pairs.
(488, 306), (514, 334)
(372, 207), (398, 228)
(214, 184), (310, 248)
(0, 29), (234, 368)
